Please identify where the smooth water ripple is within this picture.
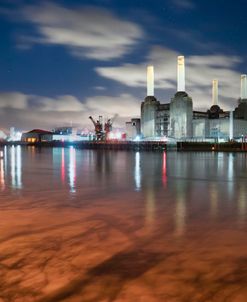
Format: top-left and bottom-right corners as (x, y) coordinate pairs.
(0, 147), (247, 301)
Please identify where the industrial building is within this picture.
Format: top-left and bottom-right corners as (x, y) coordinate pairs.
(125, 118), (141, 140)
(141, 56), (247, 141)
(21, 129), (53, 143)
(21, 128), (90, 143)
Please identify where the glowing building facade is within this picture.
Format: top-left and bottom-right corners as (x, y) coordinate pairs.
(169, 56), (193, 139)
(141, 66), (160, 138)
(140, 58), (247, 140)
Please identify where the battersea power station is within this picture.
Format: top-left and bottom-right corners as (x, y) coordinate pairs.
(139, 56), (247, 141)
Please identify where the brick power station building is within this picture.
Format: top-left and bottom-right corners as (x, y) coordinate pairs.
(140, 56), (247, 141)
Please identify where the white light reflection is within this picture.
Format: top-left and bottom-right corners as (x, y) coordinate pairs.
(4, 146), (7, 169)
(10, 146), (22, 189)
(135, 152), (141, 190)
(4, 146), (7, 187)
(11, 146), (16, 188)
(69, 146), (76, 193)
(174, 193), (186, 237)
(0, 150), (5, 190)
(209, 183), (218, 218)
(61, 148), (65, 184)
(227, 153), (234, 197)
(16, 146), (22, 188)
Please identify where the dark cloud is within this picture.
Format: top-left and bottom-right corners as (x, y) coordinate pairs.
(17, 3), (143, 60)
(0, 92), (139, 131)
(171, 0), (195, 10)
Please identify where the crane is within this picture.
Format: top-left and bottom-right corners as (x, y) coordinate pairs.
(104, 114), (118, 140)
(89, 116), (104, 140)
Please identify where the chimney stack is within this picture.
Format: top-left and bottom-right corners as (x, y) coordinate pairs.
(212, 79), (218, 106)
(240, 74), (247, 99)
(177, 56), (185, 92)
(147, 65), (154, 96)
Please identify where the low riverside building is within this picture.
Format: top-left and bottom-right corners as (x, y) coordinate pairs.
(125, 118), (141, 140)
(22, 129), (91, 143)
(21, 129), (52, 143)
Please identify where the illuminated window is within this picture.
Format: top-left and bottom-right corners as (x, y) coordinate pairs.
(27, 138), (36, 143)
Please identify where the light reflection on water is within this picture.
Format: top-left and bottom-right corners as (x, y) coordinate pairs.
(61, 147), (65, 184)
(69, 146), (76, 193)
(227, 153), (234, 197)
(238, 184), (247, 223)
(16, 146), (22, 189)
(210, 182), (218, 217)
(134, 152), (141, 191)
(0, 151), (5, 190)
(7, 145), (22, 189)
(174, 193), (186, 236)
(162, 152), (167, 187)
(0, 147), (247, 227)
(145, 188), (155, 232)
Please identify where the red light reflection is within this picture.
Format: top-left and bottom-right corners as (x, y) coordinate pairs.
(162, 152), (167, 187)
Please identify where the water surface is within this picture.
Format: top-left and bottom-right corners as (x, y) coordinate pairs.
(0, 146), (247, 301)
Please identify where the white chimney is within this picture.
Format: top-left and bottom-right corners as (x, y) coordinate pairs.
(212, 79), (218, 106)
(177, 56), (185, 92)
(147, 65), (154, 96)
(240, 74), (247, 99)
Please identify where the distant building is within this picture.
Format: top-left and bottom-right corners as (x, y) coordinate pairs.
(156, 103), (170, 137)
(0, 130), (7, 141)
(22, 128), (91, 143)
(8, 127), (22, 141)
(140, 57), (247, 140)
(21, 129), (52, 143)
(126, 118), (141, 140)
(52, 126), (76, 135)
(169, 91), (193, 139)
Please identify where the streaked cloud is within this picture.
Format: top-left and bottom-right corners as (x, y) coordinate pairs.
(0, 92), (139, 131)
(85, 94), (139, 117)
(96, 46), (177, 89)
(0, 92), (28, 109)
(17, 3), (143, 60)
(94, 86), (106, 91)
(0, 93), (84, 112)
(32, 95), (85, 112)
(171, 0), (195, 10)
(96, 46), (242, 110)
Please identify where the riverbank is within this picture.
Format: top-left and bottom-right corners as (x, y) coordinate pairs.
(177, 141), (247, 152)
(1, 141), (247, 152)
(0, 140), (167, 151)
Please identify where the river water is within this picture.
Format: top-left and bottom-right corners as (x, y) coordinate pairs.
(0, 146), (247, 301)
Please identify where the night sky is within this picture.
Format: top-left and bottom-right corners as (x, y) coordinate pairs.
(0, 0), (246, 131)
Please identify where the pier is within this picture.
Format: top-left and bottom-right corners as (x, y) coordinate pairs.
(0, 140), (167, 151)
